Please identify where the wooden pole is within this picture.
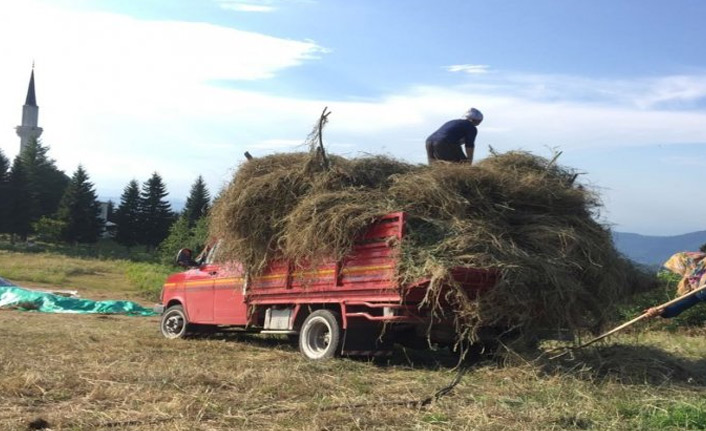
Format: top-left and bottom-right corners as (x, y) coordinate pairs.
(549, 283), (706, 360)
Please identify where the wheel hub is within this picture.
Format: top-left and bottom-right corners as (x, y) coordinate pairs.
(306, 318), (332, 355)
(165, 315), (183, 335)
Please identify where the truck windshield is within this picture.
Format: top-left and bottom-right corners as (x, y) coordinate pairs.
(202, 240), (222, 265)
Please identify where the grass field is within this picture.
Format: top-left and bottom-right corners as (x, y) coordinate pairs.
(0, 250), (170, 301)
(1, 252), (706, 430)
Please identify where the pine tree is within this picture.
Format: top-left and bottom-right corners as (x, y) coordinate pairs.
(56, 165), (102, 243)
(114, 180), (142, 248)
(6, 156), (33, 242)
(20, 138), (69, 222)
(0, 149), (8, 181)
(0, 149), (10, 233)
(138, 173), (174, 248)
(183, 175), (211, 227)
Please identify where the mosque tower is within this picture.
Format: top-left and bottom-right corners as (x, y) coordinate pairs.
(15, 66), (43, 154)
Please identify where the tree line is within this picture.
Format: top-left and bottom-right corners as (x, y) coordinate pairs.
(0, 139), (211, 259)
(3, 139), (705, 261)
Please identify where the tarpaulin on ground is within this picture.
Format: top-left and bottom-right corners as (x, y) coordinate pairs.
(0, 285), (157, 316)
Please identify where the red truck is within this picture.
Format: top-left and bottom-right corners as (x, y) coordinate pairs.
(156, 212), (497, 360)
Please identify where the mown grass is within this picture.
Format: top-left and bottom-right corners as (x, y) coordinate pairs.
(1, 252), (706, 430)
(0, 250), (170, 301)
(0, 310), (705, 430)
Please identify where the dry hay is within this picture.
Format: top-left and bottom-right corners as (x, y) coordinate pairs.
(544, 343), (706, 385)
(210, 147), (653, 344)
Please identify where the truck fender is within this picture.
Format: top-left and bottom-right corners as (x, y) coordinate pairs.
(291, 304), (344, 331)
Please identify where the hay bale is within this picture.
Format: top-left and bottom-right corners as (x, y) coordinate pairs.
(210, 149), (653, 343)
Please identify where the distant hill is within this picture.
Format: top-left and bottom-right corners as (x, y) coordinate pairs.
(612, 230), (706, 266)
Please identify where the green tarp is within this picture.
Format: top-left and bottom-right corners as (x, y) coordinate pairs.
(0, 285), (157, 316)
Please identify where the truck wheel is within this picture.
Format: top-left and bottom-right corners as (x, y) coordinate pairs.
(299, 310), (341, 360)
(160, 305), (190, 339)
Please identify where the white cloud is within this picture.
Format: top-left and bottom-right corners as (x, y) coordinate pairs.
(1, 1), (705, 234)
(464, 72), (706, 110)
(215, 0), (315, 13)
(216, 1), (277, 12)
(445, 64), (490, 74)
(0, 0), (326, 192)
(633, 75), (706, 109)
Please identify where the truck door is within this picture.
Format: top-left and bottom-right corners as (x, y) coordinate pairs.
(183, 264), (217, 323)
(212, 264), (248, 325)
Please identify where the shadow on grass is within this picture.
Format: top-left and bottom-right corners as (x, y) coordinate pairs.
(187, 328), (706, 384)
(538, 344), (706, 386)
(187, 328), (484, 370)
(190, 328), (297, 348)
(371, 344), (489, 370)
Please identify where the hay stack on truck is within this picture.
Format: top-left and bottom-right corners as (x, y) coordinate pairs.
(156, 212), (497, 360)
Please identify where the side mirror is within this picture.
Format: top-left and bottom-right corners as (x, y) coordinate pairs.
(175, 248), (196, 268)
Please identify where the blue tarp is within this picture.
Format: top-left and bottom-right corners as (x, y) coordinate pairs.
(0, 283), (157, 316)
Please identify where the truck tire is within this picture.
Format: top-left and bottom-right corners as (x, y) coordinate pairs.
(299, 310), (341, 360)
(160, 305), (190, 339)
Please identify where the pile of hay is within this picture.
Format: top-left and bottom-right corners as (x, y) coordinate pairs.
(210, 148), (652, 343)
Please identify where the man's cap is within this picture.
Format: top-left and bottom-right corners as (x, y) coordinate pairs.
(463, 108), (483, 123)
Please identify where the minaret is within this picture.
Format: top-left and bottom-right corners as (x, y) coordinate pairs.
(16, 66), (43, 154)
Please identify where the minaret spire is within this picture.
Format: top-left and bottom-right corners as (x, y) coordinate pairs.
(25, 67), (37, 106)
(16, 65), (43, 154)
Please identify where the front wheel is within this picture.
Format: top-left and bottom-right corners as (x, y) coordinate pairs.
(298, 310), (341, 360)
(160, 305), (190, 339)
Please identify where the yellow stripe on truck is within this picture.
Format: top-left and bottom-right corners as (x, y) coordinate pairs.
(341, 264), (394, 274)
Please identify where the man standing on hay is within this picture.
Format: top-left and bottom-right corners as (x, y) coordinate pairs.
(426, 107), (483, 164)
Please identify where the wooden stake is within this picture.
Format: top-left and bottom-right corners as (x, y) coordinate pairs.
(317, 107), (331, 170)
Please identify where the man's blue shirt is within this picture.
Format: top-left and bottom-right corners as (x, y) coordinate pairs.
(427, 119), (478, 148)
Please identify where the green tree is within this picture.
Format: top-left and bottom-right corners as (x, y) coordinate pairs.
(0, 149), (10, 233)
(0, 149), (8, 180)
(158, 215), (210, 264)
(33, 217), (66, 243)
(21, 138), (69, 222)
(700, 243), (706, 253)
(183, 175), (211, 227)
(114, 180), (142, 248)
(57, 165), (102, 243)
(138, 172), (174, 249)
(6, 156), (33, 242)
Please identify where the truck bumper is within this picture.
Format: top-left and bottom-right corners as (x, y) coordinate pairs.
(153, 304), (165, 314)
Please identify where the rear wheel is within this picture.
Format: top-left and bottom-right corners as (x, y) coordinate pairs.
(299, 310), (341, 360)
(160, 305), (190, 339)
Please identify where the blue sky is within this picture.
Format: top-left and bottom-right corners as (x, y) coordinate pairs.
(0, 0), (704, 235)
